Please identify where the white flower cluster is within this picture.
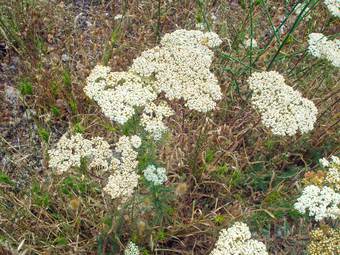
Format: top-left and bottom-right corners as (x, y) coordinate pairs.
(324, 0), (340, 18)
(103, 135), (142, 201)
(131, 29), (223, 112)
(85, 30), (222, 140)
(141, 102), (174, 140)
(48, 133), (112, 173)
(308, 33), (340, 67)
(143, 165), (168, 185)
(248, 71), (318, 136)
(85, 66), (157, 124)
(49, 133), (142, 202)
(124, 241), (140, 255)
(294, 185), (340, 221)
(210, 222), (268, 255)
(320, 155), (340, 191)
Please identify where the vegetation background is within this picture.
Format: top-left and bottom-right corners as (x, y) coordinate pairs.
(0, 0), (339, 254)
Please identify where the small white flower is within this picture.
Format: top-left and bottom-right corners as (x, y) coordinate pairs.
(319, 157), (330, 167)
(324, 0), (340, 18)
(130, 135), (142, 149)
(131, 29), (223, 113)
(211, 13), (217, 22)
(210, 222), (268, 255)
(124, 241), (140, 255)
(294, 185), (340, 221)
(141, 102), (174, 140)
(196, 22), (206, 31)
(104, 135), (143, 201)
(84, 68), (157, 125)
(48, 133), (113, 173)
(248, 71), (318, 136)
(143, 165), (167, 185)
(331, 155), (340, 165)
(308, 33), (340, 67)
(324, 155), (340, 191)
(49, 133), (143, 203)
(85, 30), (223, 140)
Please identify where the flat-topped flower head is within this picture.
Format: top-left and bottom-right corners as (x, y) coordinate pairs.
(141, 102), (174, 140)
(49, 133), (143, 202)
(308, 33), (340, 67)
(48, 133), (112, 173)
(307, 226), (340, 255)
(143, 165), (167, 185)
(131, 29), (223, 113)
(324, 0), (340, 18)
(210, 222), (268, 255)
(248, 71), (318, 136)
(124, 241), (140, 255)
(294, 185), (340, 221)
(103, 135), (142, 201)
(85, 68), (157, 124)
(85, 30), (222, 139)
(320, 155), (340, 191)
(160, 29), (222, 48)
(103, 170), (140, 202)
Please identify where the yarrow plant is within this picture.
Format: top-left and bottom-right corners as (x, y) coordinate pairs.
(48, 133), (112, 173)
(308, 33), (340, 68)
(324, 0), (340, 18)
(48, 133), (142, 202)
(85, 66), (157, 125)
(124, 241), (140, 255)
(295, 155), (340, 221)
(294, 185), (340, 221)
(320, 155), (340, 191)
(103, 135), (142, 202)
(248, 71), (318, 136)
(307, 226), (340, 255)
(143, 165), (167, 185)
(141, 102), (174, 140)
(131, 29), (222, 113)
(210, 222), (268, 255)
(85, 29), (222, 140)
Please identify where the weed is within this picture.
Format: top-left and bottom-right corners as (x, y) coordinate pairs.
(19, 79), (33, 96)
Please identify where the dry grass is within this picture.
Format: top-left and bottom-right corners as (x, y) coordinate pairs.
(0, 0), (339, 254)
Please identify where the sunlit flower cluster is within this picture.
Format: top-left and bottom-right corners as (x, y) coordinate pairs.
(85, 66), (157, 124)
(48, 133), (112, 173)
(141, 102), (174, 140)
(308, 33), (340, 67)
(294, 185), (340, 221)
(210, 222), (268, 255)
(320, 155), (340, 191)
(307, 226), (340, 255)
(324, 0), (340, 18)
(131, 29), (223, 113)
(124, 241), (140, 255)
(49, 133), (142, 202)
(248, 71), (318, 136)
(143, 165), (168, 185)
(103, 135), (142, 201)
(85, 30), (222, 139)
